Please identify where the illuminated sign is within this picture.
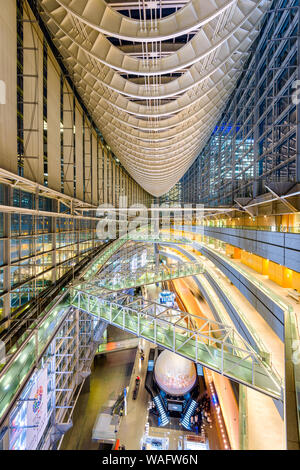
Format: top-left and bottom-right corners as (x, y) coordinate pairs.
(26, 368), (48, 450)
(141, 250), (147, 267)
(159, 291), (175, 307)
(131, 255), (138, 272)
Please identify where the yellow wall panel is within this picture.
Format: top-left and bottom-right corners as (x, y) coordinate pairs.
(292, 271), (300, 292)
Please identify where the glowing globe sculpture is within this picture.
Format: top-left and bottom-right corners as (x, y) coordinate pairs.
(154, 350), (197, 396)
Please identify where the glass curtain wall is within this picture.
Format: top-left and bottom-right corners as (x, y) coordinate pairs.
(0, 0), (153, 326)
(161, 0), (299, 206)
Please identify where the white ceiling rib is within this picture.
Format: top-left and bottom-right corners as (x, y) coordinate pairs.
(39, 0), (269, 196)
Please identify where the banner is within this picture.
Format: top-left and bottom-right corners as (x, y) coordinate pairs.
(26, 367), (48, 450)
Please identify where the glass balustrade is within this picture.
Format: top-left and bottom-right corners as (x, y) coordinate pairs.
(83, 238), (128, 281)
(0, 298), (70, 421)
(72, 289), (282, 400)
(173, 224), (300, 234)
(288, 308), (300, 440)
(199, 241), (290, 312)
(0, 238), (129, 421)
(94, 261), (204, 291)
(0, 230), (287, 425)
(127, 231), (192, 244)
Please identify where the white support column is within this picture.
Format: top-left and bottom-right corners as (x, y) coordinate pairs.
(0, 1), (18, 173)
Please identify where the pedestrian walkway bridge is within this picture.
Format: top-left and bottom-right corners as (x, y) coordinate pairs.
(126, 229), (192, 245)
(70, 285), (283, 400)
(81, 231), (192, 283)
(92, 260), (205, 291)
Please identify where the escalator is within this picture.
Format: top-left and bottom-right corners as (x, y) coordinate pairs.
(0, 242), (109, 350)
(153, 395), (170, 427)
(180, 399), (198, 430)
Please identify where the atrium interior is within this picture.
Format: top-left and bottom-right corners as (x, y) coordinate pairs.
(0, 0), (300, 452)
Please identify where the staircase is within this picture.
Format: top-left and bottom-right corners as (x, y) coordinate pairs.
(181, 399), (198, 430)
(153, 395), (170, 427)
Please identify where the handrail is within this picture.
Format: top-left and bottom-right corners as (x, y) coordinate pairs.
(204, 225), (300, 234)
(172, 223), (300, 234)
(0, 238), (128, 424)
(71, 287), (283, 400)
(204, 267), (274, 363)
(239, 385), (248, 450)
(164, 243), (283, 385)
(0, 242), (109, 353)
(286, 307), (300, 444)
(197, 240), (291, 313)
(94, 260), (205, 291)
(164, 228), (291, 313)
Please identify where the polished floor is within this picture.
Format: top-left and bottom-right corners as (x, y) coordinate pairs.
(60, 349), (136, 450)
(116, 338), (151, 450)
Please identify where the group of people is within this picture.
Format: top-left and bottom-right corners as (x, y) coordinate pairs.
(191, 392), (212, 435)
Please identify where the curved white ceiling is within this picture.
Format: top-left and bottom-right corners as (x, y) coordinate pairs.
(39, 0), (269, 197)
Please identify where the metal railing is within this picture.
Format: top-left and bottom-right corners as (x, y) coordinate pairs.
(126, 229), (193, 244)
(71, 288), (283, 400)
(93, 260), (205, 291)
(198, 241), (291, 312)
(172, 224), (300, 234)
(0, 238), (127, 424)
(205, 225), (300, 234)
(161, 244), (282, 376)
(286, 307), (300, 445)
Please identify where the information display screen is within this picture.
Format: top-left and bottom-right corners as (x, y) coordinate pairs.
(167, 402), (183, 412)
(159, 291), (175, 307)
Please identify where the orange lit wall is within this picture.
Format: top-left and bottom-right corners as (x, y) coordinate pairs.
(205, 214), (300, 231)
(226, 245), (241, 259)
(225, 243), (297, 289)
(268, 261), (292, 288)
(240, 251), (268, 275)
(281, 214), (295, 231)
(292, 271), (300, 292)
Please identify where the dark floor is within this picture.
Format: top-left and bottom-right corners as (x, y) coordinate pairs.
(60, 349), (136, 450)
(148, 413), (183, 431)
(107, 325), (135, 342)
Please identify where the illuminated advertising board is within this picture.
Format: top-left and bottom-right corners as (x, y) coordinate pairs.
(131, 254), (138, 272)
(141, 250), (147, 267)
(26, 367), (48, 450)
